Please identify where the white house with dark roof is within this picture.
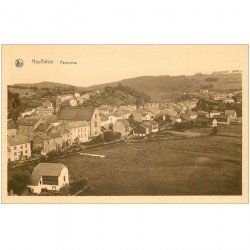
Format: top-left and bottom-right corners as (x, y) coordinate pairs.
(57, 107), (100, 137)
(28, 163), (69, 194)
(8, 135), (31, 162)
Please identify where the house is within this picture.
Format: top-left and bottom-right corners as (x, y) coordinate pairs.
(210, 110), (220, 118)
(133, 123), (151, 137)
(100, 114), (110, 128)
(154, 112), (166, 123)
(144, 120), (159, 133)
(7, 119), (17, 136)
(57, 106), (101, 137)
(98, 105), (112, 115)
(113, 110), (129, 120)
(18, 115), (42, 140)
(225, 110), (237, 119)
(55, 94), (75, 112)
(49, 123), (71, 147)
(35, 106), (54, 116)
(113, 120), (130, 137)
(223, 98), (235, 104)
(141, 111), (154, 121)
(33, 131), (63, 154)
(212, 115), (230, 125)
(28, 163), (69, 194)
(8, 135), (31, 162)
(33, 115), (60, 133)
(34, 122), (51, 133)
(66, 121), (90, 144)
(74, 92), (80, 98)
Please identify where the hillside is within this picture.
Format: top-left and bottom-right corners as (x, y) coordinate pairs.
(87, 73), (242, 101)
(9, 73), (242, 103)
(12, 81), (76, 90)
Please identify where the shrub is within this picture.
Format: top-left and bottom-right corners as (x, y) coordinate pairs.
(8, 171), (31, 195)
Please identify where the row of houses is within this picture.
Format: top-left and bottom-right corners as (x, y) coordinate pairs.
(8, 107), (101, 162)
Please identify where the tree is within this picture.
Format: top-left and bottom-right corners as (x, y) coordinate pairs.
(8, 171), (30, 195)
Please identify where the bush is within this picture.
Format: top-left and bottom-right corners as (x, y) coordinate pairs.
(8, 171), (31, 195)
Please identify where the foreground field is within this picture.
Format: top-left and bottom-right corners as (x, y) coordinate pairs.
(8, 125), (242, 196)
(56, 127), (242, 195)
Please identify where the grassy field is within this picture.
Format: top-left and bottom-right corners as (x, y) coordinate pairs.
(9, 125), (242, 196)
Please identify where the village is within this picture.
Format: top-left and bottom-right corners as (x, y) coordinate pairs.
(7, 83), (242, 195)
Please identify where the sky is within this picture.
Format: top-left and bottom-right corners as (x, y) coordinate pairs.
(2, 45), (248, 87)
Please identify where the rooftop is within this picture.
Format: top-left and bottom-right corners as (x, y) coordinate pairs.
(57, 107), (96, 121)
(30, 163), (67, 186)
(8, 135), (30, 146)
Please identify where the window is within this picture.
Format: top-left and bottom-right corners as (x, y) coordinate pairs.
(25, 150), (28, 154)
(95, 121), (97, 127)
(14, 152), (17, 156)
(25, 144), (27, 148)
(14, 146), (16, 150)
(20, 145), (23, 149)
(40, 180), (42, 185)
(95, 114), (97, 118)
(64, 176), (66, 182)
(42, 176), (58, 185)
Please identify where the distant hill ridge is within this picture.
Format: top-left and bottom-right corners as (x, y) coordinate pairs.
(11, 73), (242, 101)
(12, 81), (75, 89)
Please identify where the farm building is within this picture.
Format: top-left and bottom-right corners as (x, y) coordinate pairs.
(28, 163), (69, 194)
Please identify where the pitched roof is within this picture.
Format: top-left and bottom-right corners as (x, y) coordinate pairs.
(113, 110), (126, 117)
(34, 122), (50, 132)
(57, 107), (96, 121)
(34, 133), (51, 141)
(98, 105), (111, 111)
(48, 130), (62, 139)
(39, 115), (59, 124)
(30, 163), (67, 186)
(8, 135), (30, 146)
(115, 119), (130, 127)
(66, 120), (88, 128)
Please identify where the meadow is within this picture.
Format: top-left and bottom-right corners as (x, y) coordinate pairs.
(8, 125), (242, 196)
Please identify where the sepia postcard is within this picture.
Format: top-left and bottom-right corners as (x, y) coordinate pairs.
(1, 44), (248, 203)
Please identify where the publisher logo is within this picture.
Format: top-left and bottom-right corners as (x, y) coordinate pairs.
(15, 59), (24, 68)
